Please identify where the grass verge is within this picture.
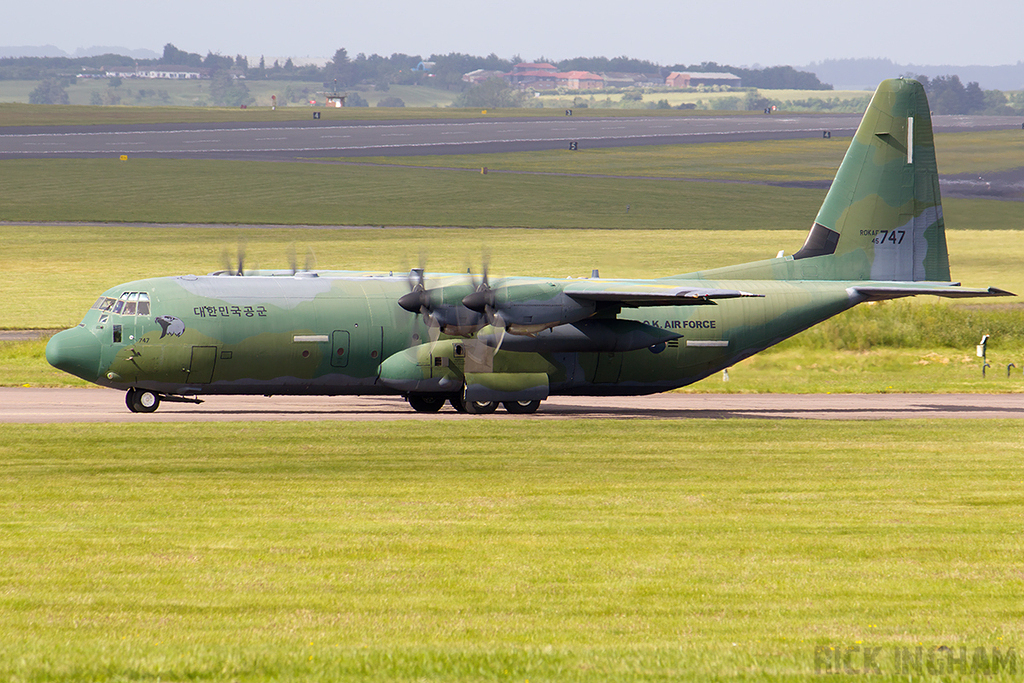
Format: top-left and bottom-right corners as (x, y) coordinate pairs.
(0, 157), (831, 227)
(2, 420), (1022, 681)
(342, 130), (1024, 181)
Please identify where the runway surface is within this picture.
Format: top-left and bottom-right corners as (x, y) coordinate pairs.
(3, 388), (1024, 422)
(2, 113), (1020, 161)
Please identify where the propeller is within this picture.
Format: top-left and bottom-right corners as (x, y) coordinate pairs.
(395, 258), (507, 369)
(398, 267), (443, 348)
(461, 275), (507, 352)
(461, 260), (510, 370)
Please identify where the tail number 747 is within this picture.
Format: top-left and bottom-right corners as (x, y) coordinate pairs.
(871, 229), (906, 245)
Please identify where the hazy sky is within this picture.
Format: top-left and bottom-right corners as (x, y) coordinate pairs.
(6, 0), (1021, 66)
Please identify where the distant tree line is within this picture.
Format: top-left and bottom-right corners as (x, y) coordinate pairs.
(4, 45), (832, 91)
(910, 74), (983, 115)
(11, 45), (1024, 114)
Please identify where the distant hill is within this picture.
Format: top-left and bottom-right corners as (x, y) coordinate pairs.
(0, 45), (67, 58)
(0, 45), (159, 60)
(802, 58), (1024, 91)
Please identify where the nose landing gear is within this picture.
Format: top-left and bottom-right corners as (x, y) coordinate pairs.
(125, 388), (161, 413)
(124, 389), (203, 413)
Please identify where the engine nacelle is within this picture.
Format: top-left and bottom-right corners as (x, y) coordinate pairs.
(476, 319), (683, 353)
(462, 282), (597, 332)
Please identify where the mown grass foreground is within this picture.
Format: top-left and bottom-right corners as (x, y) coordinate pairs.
(2, 420), (1023, 682)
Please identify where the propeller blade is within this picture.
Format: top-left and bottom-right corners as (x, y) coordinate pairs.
(426, 312), (442, 355)
(491, 316), (506, 355)
(287, 244), (298, 275)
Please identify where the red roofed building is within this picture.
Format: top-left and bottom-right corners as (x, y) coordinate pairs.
(560, 71), (603, 89)
(507, 62), (560, 89)
(666, 71), (742, 88)
(505, 63), (605, 90)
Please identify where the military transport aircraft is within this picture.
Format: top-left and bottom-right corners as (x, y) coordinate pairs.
(46, 79), (1012, 414)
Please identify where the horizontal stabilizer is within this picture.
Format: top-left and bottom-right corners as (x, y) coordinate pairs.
(850, 285), (1015, 301)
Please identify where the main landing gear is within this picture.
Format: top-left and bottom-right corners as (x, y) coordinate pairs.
(406, 394), (445, 412)
(406, 394), (542, 415)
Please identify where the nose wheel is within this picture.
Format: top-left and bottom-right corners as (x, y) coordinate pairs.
(125, 388), (161, 413)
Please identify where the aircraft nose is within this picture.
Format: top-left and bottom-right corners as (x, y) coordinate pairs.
(46, 326), (102, 382)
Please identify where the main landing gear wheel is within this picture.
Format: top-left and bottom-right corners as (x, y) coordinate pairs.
(125, 388), (161, 413)
(449, 395), (498, 414)
(465, 399), (498, 414)
(407, 394), (445, 413)
(503, 400), (541, 414)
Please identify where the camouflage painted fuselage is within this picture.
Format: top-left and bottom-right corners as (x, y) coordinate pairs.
(52, 272), (864, 398)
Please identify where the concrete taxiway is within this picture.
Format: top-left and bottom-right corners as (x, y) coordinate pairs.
(3, 388), (1023, 422)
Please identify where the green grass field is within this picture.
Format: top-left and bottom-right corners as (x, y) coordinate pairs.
(2, 420), (1023, 681)
(343, 130), (1024, 180)
(2, 132), (1020, 227)
(0, 157), (834, 227)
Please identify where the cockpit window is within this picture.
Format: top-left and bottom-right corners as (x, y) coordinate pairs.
(105, 291), (150, 316)
(124, 292), (139, 316)
(93, 297), (117, 312)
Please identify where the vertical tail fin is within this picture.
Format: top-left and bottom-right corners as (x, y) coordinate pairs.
(792, 78), (950, 282)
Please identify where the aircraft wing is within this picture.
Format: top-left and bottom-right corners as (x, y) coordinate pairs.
(850, 285), (1015, 301)
(563, 281), (764, 307)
